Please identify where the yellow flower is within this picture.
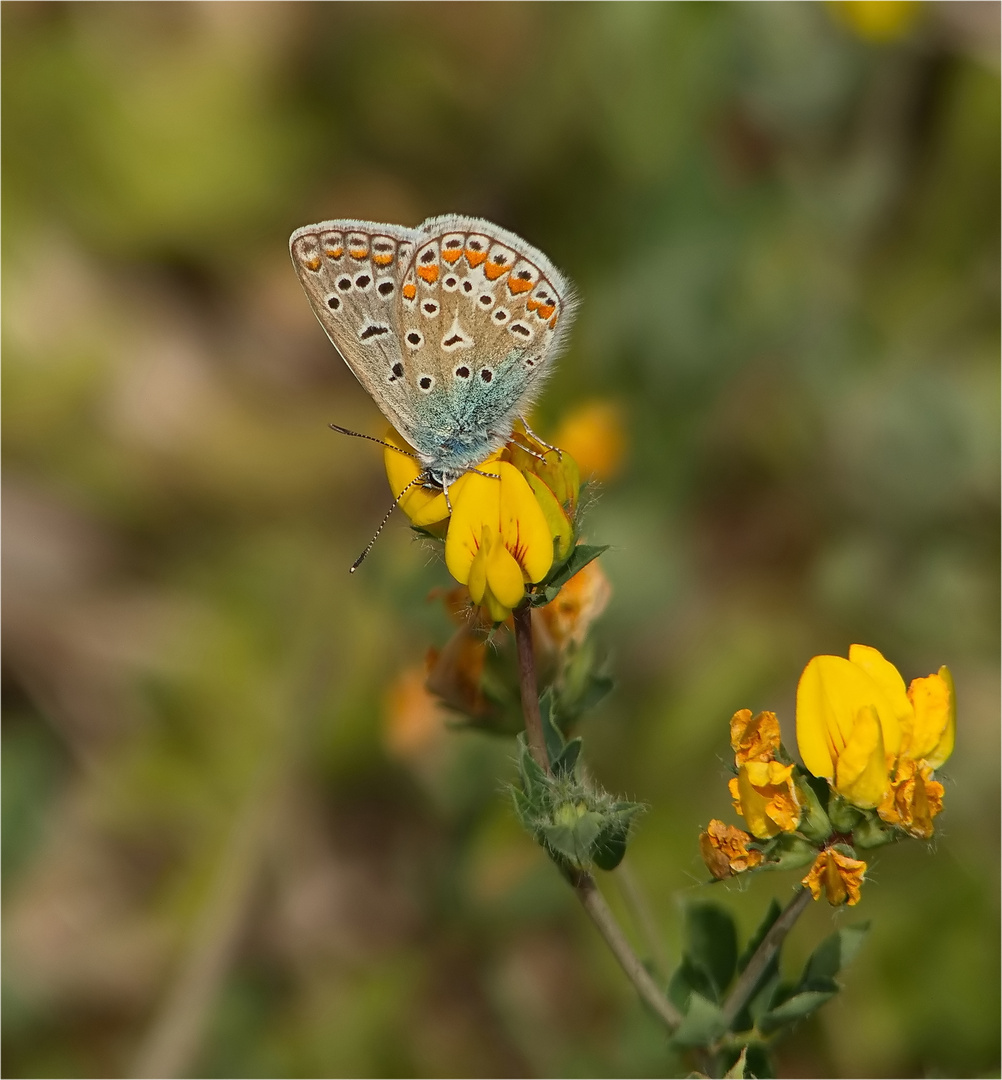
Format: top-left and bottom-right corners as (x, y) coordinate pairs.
(802, 847), (867, 907)
(504, 421), (581, 519)
(729, 760), (801, 839)
(699, 820), (764, 880)
(445, 462), (554, 622)
(797, 645), (954, 821)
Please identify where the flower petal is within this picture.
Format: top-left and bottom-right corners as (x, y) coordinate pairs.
(486, 535), (526, 610)
(444, 472), (502, 584)
(847, 644), (907, 755)
(382, 428), (449, 525)
(834, 705), (889, 809)
(906, 667), (954, 767)
(497, 461), (553, 584)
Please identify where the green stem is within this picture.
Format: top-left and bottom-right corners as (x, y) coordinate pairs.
(720, 885), (813, 1029)
(512, 603), (683, 1031)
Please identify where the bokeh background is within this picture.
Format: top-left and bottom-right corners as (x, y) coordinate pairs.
(3, 3), (999, 1077)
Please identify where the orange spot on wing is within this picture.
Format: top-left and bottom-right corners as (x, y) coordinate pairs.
(549, 312), (559, 329)
(465, 248), (487, 267)
(304, 257), (322, 271)
(402, 283), (417, 300)
(536, 303), (555, 320)
(372, 253), (393, 266)
(417, 264), (440, 284)
(349, 246), (368, 260)
(324, 247), (343, 259)
(442, 248), (463, 264)
(484, 261), (511, 281)
(507, 275), (534, 295)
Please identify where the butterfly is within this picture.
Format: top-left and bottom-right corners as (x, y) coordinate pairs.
(289, 214), (576, 496)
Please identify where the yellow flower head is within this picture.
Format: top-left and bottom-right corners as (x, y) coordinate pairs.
(802, 847), (867, 907)
(699, 819), (764, 880)
(383, 426), (573, 622)
(729, 760), (802, 839)
(796, 645), (954, 815)
(877, 758), (945, 840)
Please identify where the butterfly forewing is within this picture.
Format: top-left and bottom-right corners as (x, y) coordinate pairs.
(290, 220), (422, 441)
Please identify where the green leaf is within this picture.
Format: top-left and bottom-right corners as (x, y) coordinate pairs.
(667, 956), (717, 1011)
(671, 992), (728, 1049)
(794, 776), (833, 843)
(540, 807), (604, 867)
(534, 543), (609, 599)
(758, 990), (836, 1035)
(799, 923), (870, 989)
(723, 1046), (749, 1078)
(685, 903), (738, 1000)
(552, 736), (582, 777)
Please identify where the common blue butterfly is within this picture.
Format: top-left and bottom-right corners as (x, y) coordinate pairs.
(289, 215), (576, 494)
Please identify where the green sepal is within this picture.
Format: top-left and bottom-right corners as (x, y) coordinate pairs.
(742, 1044), (776, 1079)
(760, 832), (817, 871)
(670, 992), (728, 1049)
(552, 737), (583, 778)
(794, 776), (833, 843)
(723, 1047), (750, 1079)
(591, 801), (644, 871)
(852, 812), (899, 849)
(828, 794), (864, 832)
(539, 689), (565, 769)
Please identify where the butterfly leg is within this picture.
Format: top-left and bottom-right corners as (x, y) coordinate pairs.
(516, 418), (563, 461)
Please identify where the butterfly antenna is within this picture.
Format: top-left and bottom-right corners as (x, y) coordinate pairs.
(349, 476), (423, 573)
(330, 424), (419, 458)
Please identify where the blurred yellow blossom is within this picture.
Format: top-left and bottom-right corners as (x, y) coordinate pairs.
(536, 557), (612, 651)
(700, 820), (764, 879)
(384, 663), (449, 759)
(828, 0), (923, 42)
(730, 708), (782, 765)
(729, 760), (801, 839)
(551, 400), (627, 481)
(802, 847), (867, 907)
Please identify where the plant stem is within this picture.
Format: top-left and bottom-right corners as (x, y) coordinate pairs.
(720, 885), (813, 1028)
(513, 604), (548, 770)
(512, 603), (683, 1031)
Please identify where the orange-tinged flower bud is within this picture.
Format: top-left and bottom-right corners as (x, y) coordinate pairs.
(802, 847), (867, 907)
(730, 709), (782, 765)
(877, 758), (945, 840)
(699, 819), (763, 879)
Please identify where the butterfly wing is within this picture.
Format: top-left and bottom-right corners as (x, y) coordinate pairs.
(392, 215), (577, 472)
(290, 215), (576, 476)
(289, 219), (425, 445)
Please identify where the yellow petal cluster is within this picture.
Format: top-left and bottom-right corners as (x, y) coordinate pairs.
(699, 820), (764, 880)
(796, 645), (954, 824)
(802, 848), (867, 907)
(383, 426), (580, 622)
(727, 709), (801, 839)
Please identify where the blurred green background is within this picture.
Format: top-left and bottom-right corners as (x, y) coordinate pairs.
(3, 3), (999, 1077)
